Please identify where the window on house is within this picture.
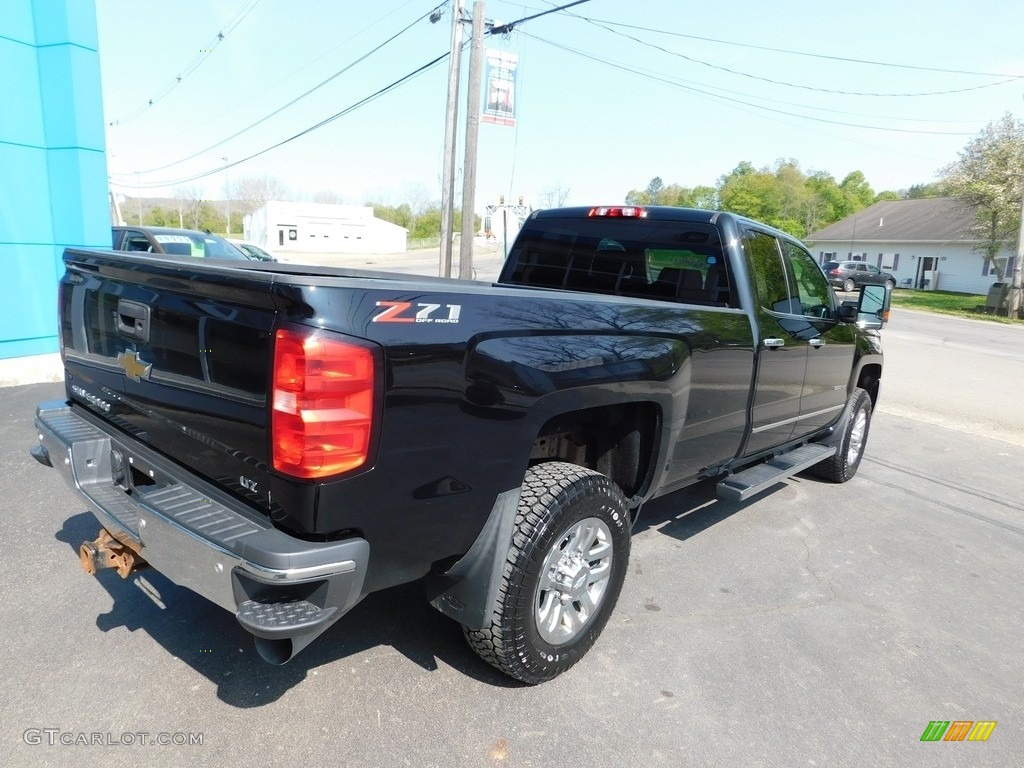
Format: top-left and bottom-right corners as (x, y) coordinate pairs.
(987, 257), (1016, 277)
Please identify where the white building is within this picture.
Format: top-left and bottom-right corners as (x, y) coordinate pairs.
(807, 198), (1017, 294)
(244, 201), (407, 254)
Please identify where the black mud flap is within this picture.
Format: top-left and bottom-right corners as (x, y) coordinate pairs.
(425, 488), (520, 630)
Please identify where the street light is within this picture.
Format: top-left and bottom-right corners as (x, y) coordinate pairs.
(222, 157), (231, 236)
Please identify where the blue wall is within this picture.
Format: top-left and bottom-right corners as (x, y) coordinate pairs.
(0, 1), (108, 359)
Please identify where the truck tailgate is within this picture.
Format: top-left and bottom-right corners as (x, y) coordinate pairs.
(59, 250), (284, 519)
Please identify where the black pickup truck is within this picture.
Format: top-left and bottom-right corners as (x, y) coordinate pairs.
(32, 206), (888, 684)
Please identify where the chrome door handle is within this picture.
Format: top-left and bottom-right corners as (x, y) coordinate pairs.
(809, 338), (826, 347)
(763, 338), (785, 349)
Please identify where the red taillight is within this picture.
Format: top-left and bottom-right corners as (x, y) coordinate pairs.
(271, 328), (376, 479)
(588, 206), (646, 218)
(828, 269), (840, 275)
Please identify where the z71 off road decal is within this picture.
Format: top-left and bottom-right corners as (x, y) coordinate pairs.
(373, 301), (462, 324)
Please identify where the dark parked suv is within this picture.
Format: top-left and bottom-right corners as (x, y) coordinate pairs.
(823, 260), (896, 292)
(112, 226), (247, 260)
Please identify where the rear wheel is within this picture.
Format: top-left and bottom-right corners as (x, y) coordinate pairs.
(463, 462), (631, 684)
(842, 278), (856, 292)
(811, 387), (872, 483)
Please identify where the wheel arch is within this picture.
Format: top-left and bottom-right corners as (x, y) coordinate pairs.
(851, 359), (882, 406)
(528, 400), (662, 503)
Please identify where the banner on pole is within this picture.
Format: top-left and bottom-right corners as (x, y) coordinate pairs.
(482, 51), (518, 127)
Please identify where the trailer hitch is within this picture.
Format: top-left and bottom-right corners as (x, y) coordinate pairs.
(79, 529), (147, 579)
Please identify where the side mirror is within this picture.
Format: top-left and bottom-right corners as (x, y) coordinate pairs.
(854, 284), (890, 329)
(836, 301), (857, 323)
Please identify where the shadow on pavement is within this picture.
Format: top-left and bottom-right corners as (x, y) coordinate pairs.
(632, 477), (748, 541)
(54, 512), (521, 708)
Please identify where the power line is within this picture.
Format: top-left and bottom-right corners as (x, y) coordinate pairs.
(122, 51), (450, 189)
(113, 0), (432, 155)
(523, 32), (977, 136)
(133, 4), (444, 175)
(490, 0), (592, 35)
(574, 16), (1024, 79)
(109, 0), (265, 126)
(689, 78), (986, 126)
(559, 15), (1023, 98)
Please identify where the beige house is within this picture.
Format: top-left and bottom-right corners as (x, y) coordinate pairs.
(807, 198), (1017, 294)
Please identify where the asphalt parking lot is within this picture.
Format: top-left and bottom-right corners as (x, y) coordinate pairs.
(2, 310), (1022, 767)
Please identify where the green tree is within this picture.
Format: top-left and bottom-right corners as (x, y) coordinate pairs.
(645, 176), (665, 200)
(718, 162), (786, 229)
(411, 206), (442, 240)
(623, 188), (646, 205)
(174, 185), (203, 229)
(839, 171), (876, 211)
(147, 206), (168, 227)
(625, 160), (882, 237)
(625, 176), (673, 206)
(804, 171), (846, 234)
(774, 159), (811, 235)
(197, 202), (225, 233)
(906, 182), (942, 199)
(370, 203), (413, 230)
(684, 185), (718, 210)
(940, 112), (1024, 278)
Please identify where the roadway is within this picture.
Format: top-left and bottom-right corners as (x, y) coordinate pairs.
(880, 308), (1024, 446)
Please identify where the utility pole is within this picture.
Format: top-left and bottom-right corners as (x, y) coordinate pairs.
(439, 0), (465, 278)
(222, 156), (231, 236)
(110, 188), (124, 226)
(136, 171), (142, 224)
(458, 2), (485, 280)
(1010, 180), (1024, 318)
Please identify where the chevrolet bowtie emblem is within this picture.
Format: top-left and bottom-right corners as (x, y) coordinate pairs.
(117, 350), (153, 382)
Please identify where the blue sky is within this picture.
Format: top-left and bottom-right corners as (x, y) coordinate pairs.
(98, 0), (1024, 211)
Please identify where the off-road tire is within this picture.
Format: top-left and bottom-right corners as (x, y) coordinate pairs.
(811, 387), (872, 483)
(463, 462), (631, 684)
